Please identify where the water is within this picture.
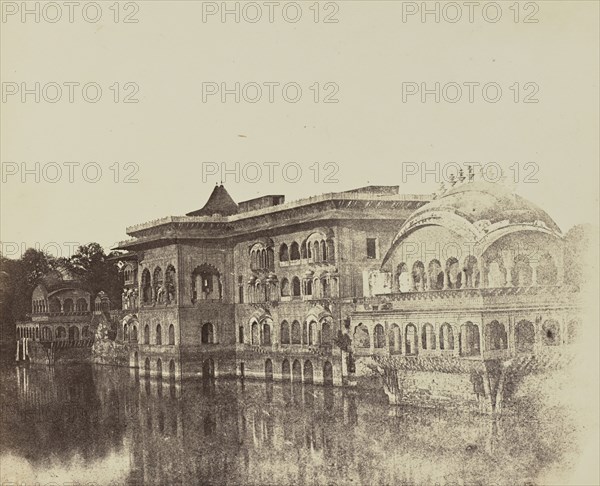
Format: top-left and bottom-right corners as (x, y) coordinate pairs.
(0, 362), (576, 485)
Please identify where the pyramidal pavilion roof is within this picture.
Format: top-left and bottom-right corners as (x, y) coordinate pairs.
(186, 184), (239, 217)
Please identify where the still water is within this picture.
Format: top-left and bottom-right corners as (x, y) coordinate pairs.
(0, 362), (576, 486)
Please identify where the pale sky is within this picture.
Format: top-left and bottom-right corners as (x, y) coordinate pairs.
(2, 1), (598, 259)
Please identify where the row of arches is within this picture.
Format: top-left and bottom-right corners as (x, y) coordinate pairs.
(353, 318), (570, 356)
(394, 252), (559, 292)
(32, 297), (89, 314)
(263, 358), (334, 385)
(141, 265), (177, 305)
(248, 319), (333, 347)
(250, 246), (275, 271)
(279, 238), (335, 263)
(245, 274), (339, 303)
(17, 325), (92, 341)
(138, 323), (177, 346)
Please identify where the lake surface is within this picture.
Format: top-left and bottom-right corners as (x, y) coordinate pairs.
(0, 361), (578, 485)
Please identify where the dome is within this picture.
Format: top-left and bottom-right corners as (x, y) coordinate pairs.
(407, 181), (560, 232)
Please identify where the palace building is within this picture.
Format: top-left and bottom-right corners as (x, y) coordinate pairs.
(110, 177), (580, 397)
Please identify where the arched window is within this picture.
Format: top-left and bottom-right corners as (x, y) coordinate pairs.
(144, 324), (150, 344)
(292, 359), (302, 382)
(49, 298), (61, 313)
(63, 299), (74, 313)
(305, 279), (313, 296)
(153, 267), (164, 303)
(202, 323), (214, 344)
(516, 320), (535, 353)
(280, 278), (290, 297)
(279, 243), (289, 262)
(144, 358), (151, 376)
(141, 269), (152, 304)
(321, 240), (327, 261)
(282, 359), (291, 380)
(290, 242), (300, 261)
(265, 359), (273, 381)
(69, 326), (79, 341)
(165, 265), (176, 303)
(542, 319), (560, 346)
(487, 260), (505, 288)
(374, 324), (385, 348)
(301, 240), (307, 259)
(486, 321), (507, 350)
(280, 321), (290, 345)
(76, 298), (88, 312)
(251, 321), (259, 345)
(313, 241), (320, 262)
(56, 326), (66, 339)
(446, 257), (462, 289)
(155, 324), (162, 345)
(327, 239), (335, 261)
(156, 358), (163, 379)
(397, 263), (410, 292)
(412, 261), (426, 291)
(124, 323), (130, 341)
(428, 260), (444, 290)
(291, 320), (301, 344)
(464, 256), (479, 288)
(460, 322), (480, 356)
(421, 323), (435, 350)
(405, 324), (418, 355)
(323, 361), (334, 385)
(262, 322), (271, 346)
(191, 264), (222, 302)
(131, 325), (137, 342)
(354, 324), (370, 348)
(291, 277), (301, 297)
(439, 323), (454, 350)
(321, 321), (332, 345)
(168, 324), (175, 345)
(304, 360), (314, 384)
(308, 321), (318, 345)
(389, 324), (401, 353)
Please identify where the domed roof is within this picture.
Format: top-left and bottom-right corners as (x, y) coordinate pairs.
(405, 181), (561, 233)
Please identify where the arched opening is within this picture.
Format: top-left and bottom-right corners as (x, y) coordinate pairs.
(155, 324), (162, 345)
(291, 320), (301, 344)
(143, 324), (150, 344)
(446, 257), (462, 289)
(153, 267), (164, 303)
(460, 322), (480, 356)
(543, 319), (560, 346)
(280, 278), (290, 297)
(141, 268), (152, 304)
(265, 359), (273, 381)
(439, 323), (454, 350)
(354, 323), (370, 348)
(412, 261), (426, 291)
(124, 323), (130, 341)
(405, 324), (418, 355)
(282, 359), (291, 380)
(165, 265), (176, 303)
(428, 260), (444, 290)
(192, 264), (222, 302)
(374, 324), (385, 348)
(464, 256), (480, 288)
(512, 255), (533, 287)
(537, 253), (558, 286)
(389, 324), (401, 353)
(516, 320), (535, 353)
(292, 359), (302, 382)
(262, 322), (271, 346)
(168, 324), (175, 345)
(156, 358), (163, 379)
(321, 321), (332, 345)
(321, 240), (327, 261)
(49, 298), (61, 313)
(63, 299), (74, 313)
(251, 321), (259, 345)
(134, 351), (139, 370)
(280, 320), (290, 345)
(279, 243), (289, 262)
(323, 361), (334, 386)
(76, 298), (88, 312)
(304, 360), (314, 384)
(397, 263), (410, 292)
(313, 241), (321, 262)
(169, 359), (176, 380)
(144, 357), (151, 377)
(486, 320), (507, 350)
(291, 277), (301, 297)
(421, 323), (435, 350)
(327, 239), (335, 261)
(41, 326), (52, 341)
(487, 260), (506, 288)
(290, 241), (300, 261)
(68, 326), (79, 341)
(308, 321), (318, 345)
(201, 323), (214, 344)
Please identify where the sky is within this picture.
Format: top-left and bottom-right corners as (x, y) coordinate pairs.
(1, 0), (599, 259)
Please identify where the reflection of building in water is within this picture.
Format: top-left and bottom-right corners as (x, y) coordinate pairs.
(15, 267), (112, 364)
(109, 179), (581, 410)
